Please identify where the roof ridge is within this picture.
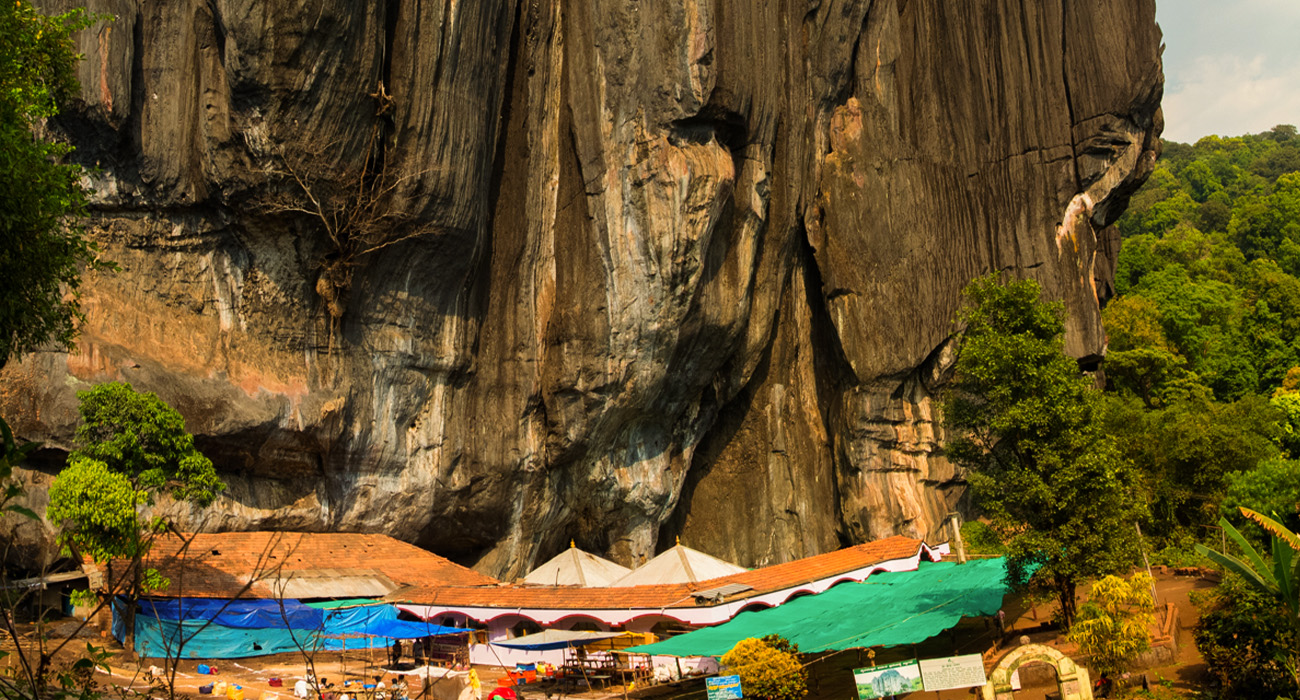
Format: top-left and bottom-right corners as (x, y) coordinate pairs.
(571, 548), (588, 587)
(676, 545), (697, 582)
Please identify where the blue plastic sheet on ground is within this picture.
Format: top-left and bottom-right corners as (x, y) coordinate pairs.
(137, 598), (324, 630)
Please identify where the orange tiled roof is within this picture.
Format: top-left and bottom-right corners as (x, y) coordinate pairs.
(100, 532), (498, 598)
(388, 535), (928, 610)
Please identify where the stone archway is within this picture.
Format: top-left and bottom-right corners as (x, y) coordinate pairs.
(980, 643), (1093, 700)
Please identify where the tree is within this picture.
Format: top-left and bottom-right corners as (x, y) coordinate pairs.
(48, 382), (225, 651)
(1224, 459), (1300, 534)
(1102, 394), (1280, 538)
(1067, 573), (1155, 678)
(0, 1), (111, 370)
(943, 273), (1144, 626)
(256, 128), (436, 322)
(69, 381), (224, 506)
(720, 637), (807, 700)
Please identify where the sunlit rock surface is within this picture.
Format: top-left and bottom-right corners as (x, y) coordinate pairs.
(3, 0), (1162, 577)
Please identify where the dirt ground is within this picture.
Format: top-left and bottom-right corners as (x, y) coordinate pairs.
(4, 569), (1218, 700)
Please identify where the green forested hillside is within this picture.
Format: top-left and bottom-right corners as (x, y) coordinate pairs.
(1103, 124), (1300, 547)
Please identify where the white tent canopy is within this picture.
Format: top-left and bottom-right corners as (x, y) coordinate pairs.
(522, 544), (632, 587)
(609, 543), (746, 587)
(491, 629), (623, 650)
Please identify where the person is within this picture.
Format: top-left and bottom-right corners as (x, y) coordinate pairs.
(412, 639), (424, 665)
(393, 677), (408, 700)
(375, 676), (387, 700)
(391, 640), (403, 667)
(294, 679), (310, 699)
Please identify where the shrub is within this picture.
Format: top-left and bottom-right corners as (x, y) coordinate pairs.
(960, 520), (1007, 556)
(720, 637), (807, 700)
(1068, 573), (1155, 677)
(1193, 573), (1297, 698)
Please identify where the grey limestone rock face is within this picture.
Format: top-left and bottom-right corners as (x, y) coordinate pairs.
(2, 0), (1162, 577)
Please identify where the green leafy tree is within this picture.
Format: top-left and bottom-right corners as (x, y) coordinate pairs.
(46, 457), (147, 561)
(720, 637), (807, 700)
(1067, 573), (1155, 678)
(1224, 459), (1300, 534)
(1102, 394), (1280, 538)
(48, 382), (224, 651)
(1101, 295), (1197, 407)
(1272, 392), (1300, 457)
(50, 382), (224, 558)
(960, 521), (1007, 556)
(70, 381), (224, 506)
(944, 273), (1144, 626)
(0, 1), (110, 369)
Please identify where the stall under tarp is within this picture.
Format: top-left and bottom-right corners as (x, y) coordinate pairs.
(491, 629), (622, 651)
(626, 558), (1014, 656)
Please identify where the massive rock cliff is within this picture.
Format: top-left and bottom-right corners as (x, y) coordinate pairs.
(3, 0), (1162, 578)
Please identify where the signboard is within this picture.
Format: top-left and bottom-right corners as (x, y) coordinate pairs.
(706, 675), (743, 700)
(918, 654), (987, 691)
(853, 661), (923, 699)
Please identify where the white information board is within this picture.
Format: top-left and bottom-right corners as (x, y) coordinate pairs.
(918, 654), (988, 692)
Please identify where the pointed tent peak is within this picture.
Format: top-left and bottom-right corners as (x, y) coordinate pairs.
(521, 546), (633, 588)
(609, 543), (747, 587)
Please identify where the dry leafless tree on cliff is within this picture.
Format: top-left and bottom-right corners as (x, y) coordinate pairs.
(254, 123), (437, 324)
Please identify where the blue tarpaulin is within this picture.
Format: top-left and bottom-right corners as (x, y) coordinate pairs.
(137, 598), (324, 630)
(134, 616), (321, 659)
(120, 601), (467, 658)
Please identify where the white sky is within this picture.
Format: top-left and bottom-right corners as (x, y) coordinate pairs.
(1156, 0), (1300, 143)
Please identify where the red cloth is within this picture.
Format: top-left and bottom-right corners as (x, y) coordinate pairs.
(487, 686), (517, 700)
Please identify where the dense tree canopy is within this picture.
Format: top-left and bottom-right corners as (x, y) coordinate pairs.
(0, 1), (107, 369)
(1105, 126), (1300, 545)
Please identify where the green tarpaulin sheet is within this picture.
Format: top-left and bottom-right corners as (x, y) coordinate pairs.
(305, 598), (380, 609)
(626, 558), (1013, 657)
